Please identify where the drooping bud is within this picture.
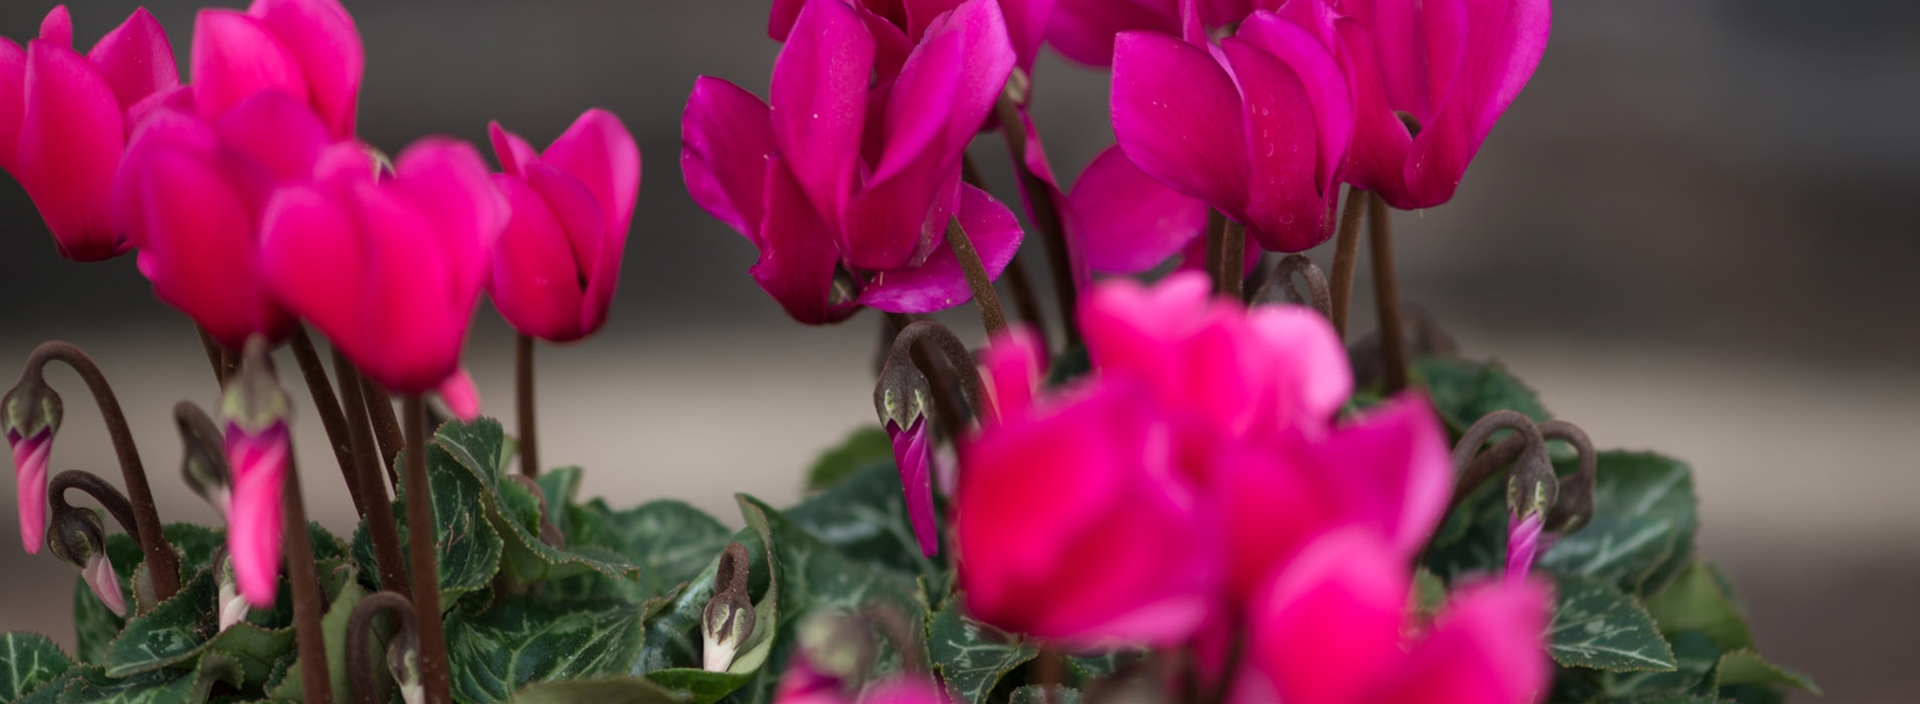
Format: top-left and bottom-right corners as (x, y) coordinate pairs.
(387, 621), (424, 704)
(221, 336), (292, 607)
(874, 341), (938, 558)
(215, 552), (248, 632)
(3, 374), (62, 553)
(175, 402), (232, 518)
(1504, 449), (1559, 583)
(702, 543), (757, 673)
(873, 356), (933, 439)
(48, 508), (123, 616)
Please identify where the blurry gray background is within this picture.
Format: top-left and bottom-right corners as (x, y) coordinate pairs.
(0, 1), (1915, 701)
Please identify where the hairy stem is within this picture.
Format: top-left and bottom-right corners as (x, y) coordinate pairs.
(289, 328), (365, 516)
(1366, 193), (1409, 392)
(348, 591), (419, 704)
(945, 218), (1008, 338)
(1219, 219), (1247, 302)
(48, 470), (139, 538)
(882, 320), (990, 423)
(883, 314), (969, 440)
(1449, 411), (1549, 514)
(402, 396), (451, 704)
(363, 378), (402, 488)
(333, 351), (408, 595)
(24, 342), (177, 601)
(516, 334), (539, 478)
(283, 454), (333, 704)
(1328, 187), (1367, 340)
(1254, 254), (1333, 319)
(993, 93), (1079, 346)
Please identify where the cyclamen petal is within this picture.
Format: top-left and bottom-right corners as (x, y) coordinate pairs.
(225, 424), (289, 607)
(1506, 511), (1544, 584)
(681, 76), (775, 244)
(11, 433), (50, 554)
(1366, 579), (1553, 704)
(1110, 31), (1248, 216)
(19, 39), (127, 261)
(978, 326), (1046, 425)
(83, 553), (126, 617)
(856, 183), (1022, 314)
(437, 368), (481, 422)
(769, 0), (872, 231)
(887, 418), (938, 557)
(1251, 530), (1408, 704)
(191, 10), (307, 129)
(85, 7), (178, 112)
(247, 0), (363, 139)
(1071, 145), (1209, 275)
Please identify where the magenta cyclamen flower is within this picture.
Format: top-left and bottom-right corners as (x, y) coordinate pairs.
(0, 5), (178, 261)
(258, 138), (507, 394)
(191, 0), (363, 141)
(770, 0), (1055, 75)
(225, 414), (289, 607)
(488, 109), (641, 342)
(112, 92), (338, 350)
(684, 0), (1024, 324)
(1111, 4), (1353, 253)
(1246, 530), (1551, 704)
(1335, 0), (1552, 209)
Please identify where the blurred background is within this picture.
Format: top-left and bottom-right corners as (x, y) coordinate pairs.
(0, 1), (1914, 701)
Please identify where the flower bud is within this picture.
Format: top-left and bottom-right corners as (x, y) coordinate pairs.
(702, 543), (756, 673)
(222, 336), (291, 607)
(873, 361), (933, 439)
(1504, 451), (1558, 581)
(47, 508), (123, 616)
(3, 375), (61, 553)
(216, 553), (248, 632)
(175, 402), (232, 517)
(387, 624), (424, 704)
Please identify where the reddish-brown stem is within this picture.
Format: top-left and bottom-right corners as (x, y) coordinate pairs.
(363, 378), (402, 488)
(884, 314), (969, 439)
(348, 591), (419, 704)
(1219, 219), (1247, 302)
(288, 328), (365, 516)
(1205, 210), (1226, 295)
(1328, 186), (1367, 340)
(48, 470), (139, 539)
(195, 327), (225, 385)
(402, 396), (451, 704)
(515, 334), (538, 478)
(945, 218), (1008, 338)
(961, 154), (1049, 347)
(23, 342), (178, 602)
(1366, 193), (1409, 393)
(992, 93), (1079, 346)
(283, 453), (333, 704)
(332, 351), (408, 595)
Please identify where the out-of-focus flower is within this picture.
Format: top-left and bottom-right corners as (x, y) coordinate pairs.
(112, 92), (334, 350)
(684, 0), (1024, 324)
(191, 0), (362, 140)
(0, 5), (178, 261)
(487, 109), (640, 342)
(1111, 6), (1353, 252)
(1334, 0), (1551, 209)
(1069, 145), (1209, 275)
(2, 375), (60, 553)
(222, 341), (292, 607)
(1246, 529), (1551, 704)
(258, 138), (506, 394)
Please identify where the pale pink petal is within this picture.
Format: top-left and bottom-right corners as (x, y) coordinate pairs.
(1243, 301), (1350, 422)
(248, 0), (363, 139)
(1363, 579), (1552, 704)
(38, 6), (72, 47)
(83, 553), (126, 617)
(191, 10), (307, 128)
(1110, 31), (1249, 218)
(85, 7), (178, 113)
(1071, 145), (1208, 274)
(769, 0), (873, 230)
(752, 154), (856, 325)
(436, 367), (481, 422)
(856, 183), (1021, 314)
(681, 76), (775, 244)
(19, 40), (126, 261)
(11, 434), (49, 554)
(1506, 511), (1544, 584)
(1250, 529), (1406, 704)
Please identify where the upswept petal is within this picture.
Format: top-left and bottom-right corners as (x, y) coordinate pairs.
(487, 174), (584, 341)
(752, 154), (856, 325)
(769, 0), (873, 230)
(1363, 579), (1552, 704)
(20, 40), (126, 261)
(38, 6), (72, 48)
(857, 183), (1021, 314)
(522, 161), (616, 338)
(1401, 0), (1550, 207)
(922, 0), (1015, 156)
(1250, 529), (1407, 704)
(1235, 10), (1352, 198)
(386, 138), (507, 289)
(681, 77), (775, 244)
(346, 179), (465, 392)
(133, 148), (291, 349)
(248, 0), (363, 138)
(85, 7), (178, 113)
(488, 121), (537, 177)
(540, 108), (640, 244)
(1047, 0), (1177, 67)
(1333, 13), (1413, 201)
(1310, 393), (1452, 557)
(1110, 31), (1248, 219)
(191, 9), (307, 128)
(1071, 145), (1208, 274)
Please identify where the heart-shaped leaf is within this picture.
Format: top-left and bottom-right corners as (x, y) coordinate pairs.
(0, 632), (75, 703)
(1540, 452), (1698, 595)
(444, 595), (647, 703)
(1547, 573), (1676, 673)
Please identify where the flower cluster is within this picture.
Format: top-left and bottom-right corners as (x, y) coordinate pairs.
(955, 273), (1549, 701)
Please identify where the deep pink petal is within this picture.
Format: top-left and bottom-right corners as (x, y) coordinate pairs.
(995, 0), (1057, 72)
(922, 0), (1016, 156)
(85, 7), (178, 113)
(1070, 145), (1208, 274)
(1250, 529), (1407, 704)
(259, 185), (365, 362)
(979, 325), (1045, 425)
(888, 419), (938, 557)
(437, 368), (481, 422)
(11, 434), (49, 554)
(1046, 0), (1177, 67)
(857, 183), (1021, 314)
(769, 0), (873, 230)
(387, 137), (508, 289)
(213, 90), (331, 198)
(0, 38), (26, 173)
(20, 40), (126, 261)
(132, 147), (292, 349)
(1242, 301), (1350, 423)
(248, 0), (363, 139)
(488, 121), (536, 177)
(681, 76), (775, 245)
(1310, 393), (1452, 557)
(112, 107), (216, 248)
(1236, 9), (1352, 208)
(191, 10), (308, 128)
(1335, 12), (1413, 202)
(522, 162), (608, 308)
(38, 6), (72, 47)
(1364, 579), (1552, 704)
(1110, 31), (1249, 218)
(1401, 0), (1550, 208)
(488, 174), (587, 341)
(226, 427), (287, 608)
(1218, 37), (1327, 252)
(540, 108), (640, 246)
(768, 0), (807, 41)
(1212, 438), (1330, 600)
(752, 154), (856, 325)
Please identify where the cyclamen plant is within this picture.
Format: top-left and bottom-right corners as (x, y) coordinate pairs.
(0, 2), (1816, 704)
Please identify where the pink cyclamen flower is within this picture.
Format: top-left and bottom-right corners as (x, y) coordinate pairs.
(259, 138), (507, 394)
(112, 91), (338, 350)
(957, 379), (1213, 647)
(1069, 145), (1209, 275)
(772, 0), (1055, 75)
(488, 109), (641, 342)
(84, 552), (127, 617)
(191, 0), (363, 140)
(1246, 529), (1551, 704)
(1111, 4), (1353, 253)
(1335, 0), (1552, 209)
(0, 5), (178, 261)
(7, 429), (51, 554)
(1046, 0), (1279, 67)
(885, 416), (938, 557)
(225, 419), (289, 607)
(683, 0), (1024, 324)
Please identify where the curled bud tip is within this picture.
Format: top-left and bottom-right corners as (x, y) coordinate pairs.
(436, 368), (481, 422)
(176, 402), (233, 517)
(84, 554), (126, 617)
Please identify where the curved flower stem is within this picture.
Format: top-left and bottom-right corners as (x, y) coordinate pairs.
(1327, 186), (1367, 340)
(516, 334), (539, 478)
(1366, 193), (1409, 392)
(962, 155), (1049, 347)
(348, 591), (419, 704)
(945, 218), (1008, 338)
(23, 342), (177, 601)
(332, 351), (408, 595)
(1204, 210), (1226, 295)
(1541, 421), (1596, 533)
(195, 327), (225, 386)
(401, 395), (451, 704)
(362, 379), (402, 488)
(882, 314), (968, 440)
(993, 93), (1079, 346)
(1449, 410), (1549, 514)
(1253, 255), (1333, 320)
(883, 320), (990, 423)
(1219, 218), (1247, 302)
(289, 328), (366, 516)
(282, 453), (333, 704)
(48, 470), (139, 539)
